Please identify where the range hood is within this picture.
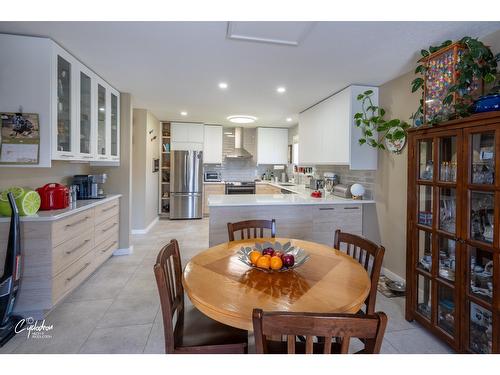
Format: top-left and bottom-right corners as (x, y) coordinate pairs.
(225, 127), (252, 159)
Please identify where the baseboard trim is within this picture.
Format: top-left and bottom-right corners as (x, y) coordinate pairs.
(113, 245), (134, 256)
(131, 217), (159, 235)
(381, 267), (405, 283)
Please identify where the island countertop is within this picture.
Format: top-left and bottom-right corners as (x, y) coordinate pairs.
(208, 182), (374, 207)
(0, 194), (121, 222)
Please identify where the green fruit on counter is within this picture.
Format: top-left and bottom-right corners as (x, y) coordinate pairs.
(0, 187), (41, 216)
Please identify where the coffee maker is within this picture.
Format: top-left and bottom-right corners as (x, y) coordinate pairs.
(72, 174), (107, 200)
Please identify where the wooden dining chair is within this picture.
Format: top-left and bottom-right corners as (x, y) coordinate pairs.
(154, 239), (248, 354)
(334, 230), (385, 314)
(252, 309), (388, 354)
(227, 219), (276, 241)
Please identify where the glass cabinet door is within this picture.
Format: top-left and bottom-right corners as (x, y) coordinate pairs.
(470, 132), (495, 185)
(57, 55), (72, 153)
(97, 84), (106, 156)
(111, 92), (118, 157)
(439, 136), (457, 182)
(419, 139), (434, 181)
(79, 72), (92, 155)
(470, 191), (495, 244)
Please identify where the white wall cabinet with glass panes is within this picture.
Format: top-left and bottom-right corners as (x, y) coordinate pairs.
(0, 33), (120, 167)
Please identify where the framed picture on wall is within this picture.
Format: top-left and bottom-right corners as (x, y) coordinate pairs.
(0, 112), (40, 164)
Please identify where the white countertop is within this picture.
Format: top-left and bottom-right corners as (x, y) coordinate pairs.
(208, 181), (374, 207)
(0, 194), (121, 222)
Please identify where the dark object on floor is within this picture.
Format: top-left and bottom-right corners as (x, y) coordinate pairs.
(227, 219), (276, 241)
(0, 193), (24, 348)
(334, 230), (385, 314)
(252, 308), (388, 354)
(154, 239), (248, 353)
(378, 275), (406, 298)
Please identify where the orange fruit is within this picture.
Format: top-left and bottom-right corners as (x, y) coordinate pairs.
(249, 251), (261, 265)
(256, 256), (271, 269)
(270, 256), (283, 270)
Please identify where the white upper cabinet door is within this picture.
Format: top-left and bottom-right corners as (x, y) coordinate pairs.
(75, 63), (95, 160)
(257, 127), (288, 165)
(52, 45), (78, 160)
(171, 122), (204, 151)
(95, 79), (108, 159)
(203, 125), (223, 164)
(109, 87), (120, 160)
(298, 85), (378, 170)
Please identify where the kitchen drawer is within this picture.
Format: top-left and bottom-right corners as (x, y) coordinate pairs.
(53, 228), (94, 276)
(94, 200), (120, 226)
(95, 214), (119, 247)
(204, 185), (225, 194)
(94, 234), (119, 265)
(52, 209), (94, 247)
(312, 205), (362, 221)
(52, 243), (97, 304)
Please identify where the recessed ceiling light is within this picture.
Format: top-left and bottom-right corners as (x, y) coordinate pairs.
(277, 86), (286, 93)
(218, 82), (228, 89)
(224, 131), (233, 135)
(286, 117), (292, 122)
(226, 115), (257, 124)
(180, 111), (188, 116)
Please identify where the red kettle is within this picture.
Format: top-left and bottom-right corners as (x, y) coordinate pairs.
(36, 183), (69, 210)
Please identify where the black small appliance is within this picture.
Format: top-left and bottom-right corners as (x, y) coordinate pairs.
(72, 175), (105, 200)
(0, 193), (24, 347)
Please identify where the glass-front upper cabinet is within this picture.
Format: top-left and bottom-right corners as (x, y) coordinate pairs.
(97, 83), (107, 157)
(110, 89), (120, 159)
(54, 49), (75, 157)
(78, 65), (93, 158)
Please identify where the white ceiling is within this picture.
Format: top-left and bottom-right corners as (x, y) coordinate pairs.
(0, 21), (499, 127)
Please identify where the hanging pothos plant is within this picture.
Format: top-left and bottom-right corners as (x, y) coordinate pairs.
(411, 37), (499, 125)
(354, 90), (410, 150)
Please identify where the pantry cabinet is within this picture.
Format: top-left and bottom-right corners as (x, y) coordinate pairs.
(171, 122), (204, 151)
(406, 111), (500, 353)
(0, 33), (120, 167)
(298, 85), (378, 170)
(203, 125), (223, 164)
(256, 127), (288, 165)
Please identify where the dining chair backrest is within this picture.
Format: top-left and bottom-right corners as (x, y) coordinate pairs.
(252, 309), (387, 354)
(334, 230), (385, 314)
(154, 239), (185, 353)
(227, 219), (276, 241)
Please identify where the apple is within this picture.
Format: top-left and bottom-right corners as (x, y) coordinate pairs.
(282, 254), (295, 267)
(262, 247), (275, 256)
(273, 251), (284, 259)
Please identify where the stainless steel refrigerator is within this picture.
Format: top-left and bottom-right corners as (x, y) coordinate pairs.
(170, 150), (203, 219)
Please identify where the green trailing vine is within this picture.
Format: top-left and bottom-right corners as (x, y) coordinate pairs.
(354, 90), (410, 150)
(411, 37), (499, 125)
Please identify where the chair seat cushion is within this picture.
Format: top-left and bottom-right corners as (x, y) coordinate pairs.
(176, 306), (248, 353)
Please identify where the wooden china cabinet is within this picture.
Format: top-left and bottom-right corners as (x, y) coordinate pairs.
(406, 111), (500, 353)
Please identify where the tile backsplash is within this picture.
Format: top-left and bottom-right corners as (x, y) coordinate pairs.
(314, 165), (375, 199)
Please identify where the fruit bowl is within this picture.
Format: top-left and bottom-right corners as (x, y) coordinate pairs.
(237, 240), (310, 273)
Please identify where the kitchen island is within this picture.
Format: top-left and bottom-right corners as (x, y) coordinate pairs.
(208, 183), (374, 246)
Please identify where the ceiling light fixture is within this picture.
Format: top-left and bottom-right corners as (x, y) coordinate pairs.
(286, 117), (292, 122)
(180, 111), (188, 116)
(224, 131), (233, 135)
(218, 82), (228, 89)
(277, 86), (286, 93)
(227, 115), (257, 124)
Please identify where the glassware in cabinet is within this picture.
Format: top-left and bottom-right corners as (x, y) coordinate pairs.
(469, 247), (493, 303)
(419, 139), (434, 180)
(418, 185), (433, 227)
(56, 55), (72, 152)
(438, 237), (456, 282)
(417, 274), (432, 320)
(470, 191), (494, 244)
(97, 84), (106, 155)
(111, 93), (118, 157)
(471, 132), (495, 185)
(437, 283), (455, 336)
(469, 302), (493, 354)
(79, 72), (91, 155)
(439, 136), (457, 182)
(417, 230), (433, 273)
(439, 188), (456, 234)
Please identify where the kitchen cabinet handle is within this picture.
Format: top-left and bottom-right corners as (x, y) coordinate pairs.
(102, 222), (117, 232)
(99, 156), (107, 160)
(101, 241), (117, 254)
(66, 262), (91, 282)
(343, 206), (360, 210)
(102, 204), (118, 212)
(65, 239), (91, 255)
(65, 216), (90, 228)
(83, 155), (93, 159)
(60, 154), (73, 158)
(319, 208), (335, 211)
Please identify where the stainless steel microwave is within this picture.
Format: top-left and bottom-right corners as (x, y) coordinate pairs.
(204, 171), (221, 182)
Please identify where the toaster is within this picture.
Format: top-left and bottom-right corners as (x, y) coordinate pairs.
(332, 184), (352, 198)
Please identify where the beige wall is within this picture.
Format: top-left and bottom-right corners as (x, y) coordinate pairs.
(374, 29), (500, 279)
(131, 109), (160, 231)
(0, 162), (90, 191)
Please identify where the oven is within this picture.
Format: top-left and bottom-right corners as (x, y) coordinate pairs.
(225, 182), (256, 195)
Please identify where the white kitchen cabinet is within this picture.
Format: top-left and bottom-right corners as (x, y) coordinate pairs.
(203, 125), (223, 164)
(0, 33), (120, 167)
(171, 122), (204, 151)
(298, 85), (378, 170)
(256, 127), (288, 165)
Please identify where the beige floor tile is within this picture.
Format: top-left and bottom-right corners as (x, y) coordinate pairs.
(96, 294), (160, 329)
(79, 324), (152, 354)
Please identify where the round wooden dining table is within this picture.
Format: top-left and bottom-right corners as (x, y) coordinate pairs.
(182, 238), (371, 331)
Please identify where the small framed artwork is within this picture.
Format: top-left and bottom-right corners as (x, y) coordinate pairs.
(0, 112), (40, 164)
(153, 158), (160, 173)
